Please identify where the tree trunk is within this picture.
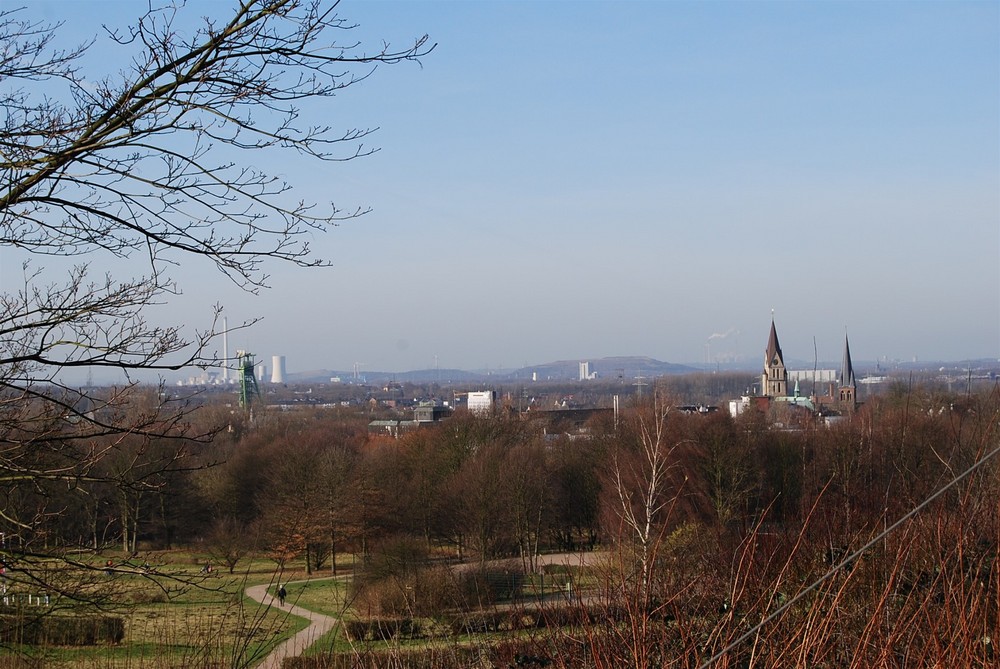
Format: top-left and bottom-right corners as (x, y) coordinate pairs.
(120, 492), (130, 553)
(90, 502), (99, 551)
(330, 526), (337, 576)
(159, 495), (172, 549)
(130, 497), (141, 553)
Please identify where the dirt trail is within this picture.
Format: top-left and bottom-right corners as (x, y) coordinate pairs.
(244, 581), (339, 669)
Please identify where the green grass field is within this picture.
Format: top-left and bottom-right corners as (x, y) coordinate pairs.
(0, 551), (335, 668)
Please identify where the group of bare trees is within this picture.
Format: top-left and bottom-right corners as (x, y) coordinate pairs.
(179, 385), (995, 668)
(0, 0), (429, 609)
(186, 383), (997, 577)
(201, 410), (603, 574)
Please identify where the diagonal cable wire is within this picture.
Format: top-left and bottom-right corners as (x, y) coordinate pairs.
(698, 435), (1000, 669)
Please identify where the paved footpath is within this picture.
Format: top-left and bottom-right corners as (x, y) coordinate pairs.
(244, 580), (340, 669)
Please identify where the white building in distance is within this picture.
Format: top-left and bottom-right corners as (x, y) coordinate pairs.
(467, 390), (496, 415)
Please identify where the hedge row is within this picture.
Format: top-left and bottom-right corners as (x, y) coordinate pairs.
(0, 614), (124, 646)
(283, 636), (591, 669)
(341, 604), (596, 642)
(351, 565), (530, 617)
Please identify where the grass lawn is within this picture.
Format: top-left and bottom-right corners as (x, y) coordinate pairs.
(0, 551), (335, 668)
(278, 577), (354, 620)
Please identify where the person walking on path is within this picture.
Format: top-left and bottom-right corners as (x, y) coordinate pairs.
(278, 585), (286, 607)
(244, 580), (340, 669)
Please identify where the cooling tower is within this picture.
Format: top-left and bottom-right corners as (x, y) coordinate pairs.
(270, 355), (286, 384)
(255, 363), (266, 383)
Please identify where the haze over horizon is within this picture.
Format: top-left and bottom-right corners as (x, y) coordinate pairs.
(5, 1), (998, 381)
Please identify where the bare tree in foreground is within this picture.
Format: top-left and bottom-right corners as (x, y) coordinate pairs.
(0, 0), (430, 610)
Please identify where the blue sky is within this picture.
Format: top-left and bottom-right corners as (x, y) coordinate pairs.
(9, 1), (1000, 376)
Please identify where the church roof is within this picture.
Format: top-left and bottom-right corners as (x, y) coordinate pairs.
(774, 395), (816, 411)
(765, 319), (784, 364)
(840, 334), (856, 389)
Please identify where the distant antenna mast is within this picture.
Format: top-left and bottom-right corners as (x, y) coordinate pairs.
(634, 374), (648, 399)
(237, 351), (261, 409)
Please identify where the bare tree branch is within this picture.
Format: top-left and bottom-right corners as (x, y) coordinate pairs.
(0, 0), (431, 612)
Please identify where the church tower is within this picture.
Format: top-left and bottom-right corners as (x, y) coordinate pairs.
(838, 334), (857, 409)
(762, 318), (787, 398)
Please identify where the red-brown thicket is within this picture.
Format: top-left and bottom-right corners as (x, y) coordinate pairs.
(573, 386), (1000, 668)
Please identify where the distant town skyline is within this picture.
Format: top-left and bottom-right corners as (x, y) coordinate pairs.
(176, 345), (993, 390)
(4, 1), (998, 380)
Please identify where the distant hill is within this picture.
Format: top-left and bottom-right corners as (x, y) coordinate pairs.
(289, 356), (698, 385)
(510, 356), (698, 382)
(180, 356), (997, 388)
(289, 368), (488, 385)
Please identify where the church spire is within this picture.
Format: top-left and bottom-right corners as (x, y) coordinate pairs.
(765, 317), (783, 367)
(762, 316), (787, 398)
(840, 333), (856, 389)
(838, 332), (857, 409)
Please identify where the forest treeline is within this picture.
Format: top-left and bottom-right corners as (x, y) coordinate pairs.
(13, 384), (996, 572)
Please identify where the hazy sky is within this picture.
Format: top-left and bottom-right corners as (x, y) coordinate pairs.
(10, 1), (1000, 376)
